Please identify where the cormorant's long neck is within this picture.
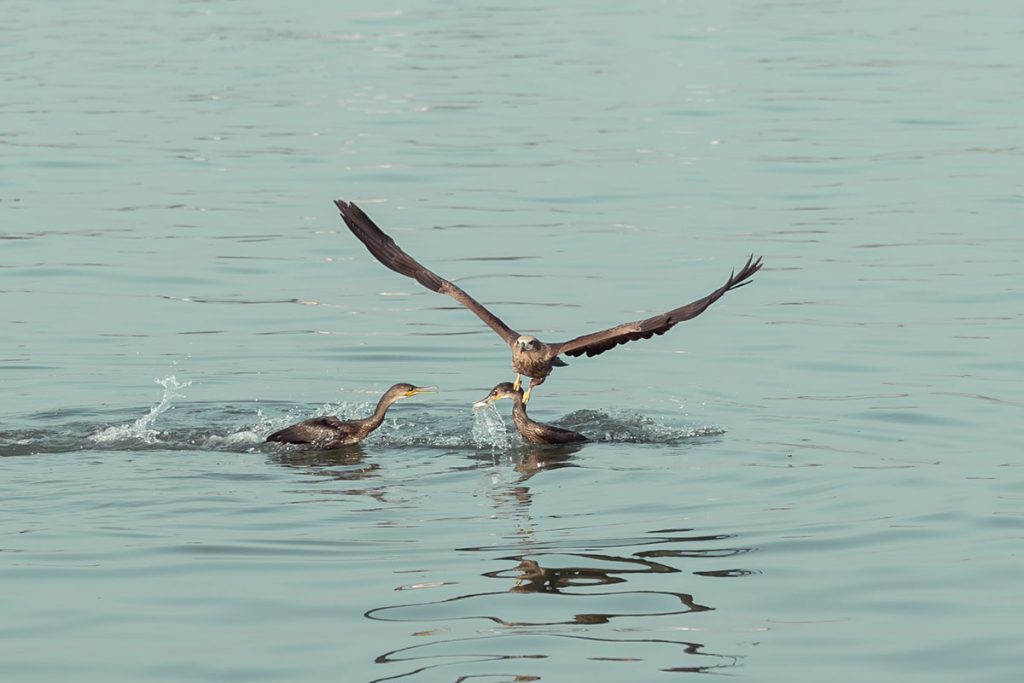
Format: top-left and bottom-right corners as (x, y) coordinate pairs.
(511, 394), (533, 433)
(365, 393), (398, 431)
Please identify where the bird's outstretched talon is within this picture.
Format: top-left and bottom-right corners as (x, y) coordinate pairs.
(513, 375), (522, 391)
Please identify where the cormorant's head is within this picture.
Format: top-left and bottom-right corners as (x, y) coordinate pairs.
(472, 382), (521, 409)
(387, 383), (438, 401)
(515, 335), (541, 352)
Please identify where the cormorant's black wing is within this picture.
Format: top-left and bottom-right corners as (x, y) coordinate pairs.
(266, 416), (349, 445)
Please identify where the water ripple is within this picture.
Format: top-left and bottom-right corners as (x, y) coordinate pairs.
(362, 527), (754, 680)
(1, 377), (721, 456)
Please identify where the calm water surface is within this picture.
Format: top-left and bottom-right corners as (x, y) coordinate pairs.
(3, 1), (1022, 681)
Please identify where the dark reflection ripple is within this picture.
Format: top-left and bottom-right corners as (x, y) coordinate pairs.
(366, 526), (754, 679)
(370, 633), (740, 682)
(366, 587), (710, 627)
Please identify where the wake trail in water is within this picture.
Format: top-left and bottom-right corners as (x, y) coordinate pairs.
(90, 376), (191, 446)
(1, 376), (725, 456)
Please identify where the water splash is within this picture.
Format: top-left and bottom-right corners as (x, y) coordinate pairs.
(202, 429), (265, 449)
(4, 385), (723, 456)
(558, 409), (724, 444)
(89, 376), (191, 446)
(471, 403), (513, 450)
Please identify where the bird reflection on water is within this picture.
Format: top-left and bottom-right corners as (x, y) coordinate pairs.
(266, 445), (393, 502)
(370, 632), (738, 679)
(511, 444), (582, 480)
(364, 523), (752, 679)
(269, 444), (368, 470)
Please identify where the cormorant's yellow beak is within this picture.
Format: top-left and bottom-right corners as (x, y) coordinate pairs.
(406, 386), (438, 397)
(473, 393), (509, 409)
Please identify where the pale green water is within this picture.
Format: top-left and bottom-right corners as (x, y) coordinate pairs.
(2, 1), (1022, 681)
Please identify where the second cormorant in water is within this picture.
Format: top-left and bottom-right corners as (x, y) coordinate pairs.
(474, 382), (588, 445)
(266, 383), (436, 449)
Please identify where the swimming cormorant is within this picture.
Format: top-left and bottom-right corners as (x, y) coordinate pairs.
(474, 382), (587, 445)
(266, 383), (436, 449)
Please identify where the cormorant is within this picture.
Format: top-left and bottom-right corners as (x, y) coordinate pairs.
(266, 383), (436, 449)
(474, 382), (587, 445)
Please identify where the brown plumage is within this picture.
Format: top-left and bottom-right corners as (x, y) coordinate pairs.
(266, 383), (435, 449)
(474, 382), (588, 445)
(335, 199), (762, 402)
